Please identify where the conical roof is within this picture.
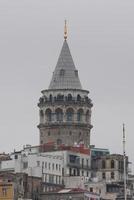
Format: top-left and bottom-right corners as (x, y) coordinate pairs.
(48, 40), (82, 90)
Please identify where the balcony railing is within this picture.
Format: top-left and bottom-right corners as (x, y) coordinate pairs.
(38, 97), (93, 107)
(67, 162), (90, 170)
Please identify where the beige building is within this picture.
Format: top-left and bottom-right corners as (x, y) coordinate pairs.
(91, 154), (126, 182)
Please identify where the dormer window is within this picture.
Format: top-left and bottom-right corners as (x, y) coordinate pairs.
(75, 70), (78, 77)
(60, 69), (65, 76)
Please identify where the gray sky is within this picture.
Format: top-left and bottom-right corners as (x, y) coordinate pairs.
(0, 0), (134, 171)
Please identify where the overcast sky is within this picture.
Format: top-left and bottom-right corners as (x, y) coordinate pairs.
(0, 0), (134, 171)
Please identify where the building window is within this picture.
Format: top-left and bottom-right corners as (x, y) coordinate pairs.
(23, 162), (28, 169)
(73, 169), (76, 176)
(82, 158), (84, 167)
(86, 159), (89, 167)
(52, 163), (54, 170)
(15, 155), (18, 159)
(82, 170), (84, 176)
(56, 164), (58, 170)
(59, 165), (61, 171)
(45, 162), (47, 169)
(90, 187), (93, 192)
(49, 163), (51, 170)
(2, 188), (7, 196)
(48, 131), (50, 136)
(102, 172), (106, 179)
(37, 161), (40, 167)
(111, 160), (115, 169)
(102, 160), (106, 169)
(111, 172), (115, 179)
(57, 139), (62, 145)
(41, 140), (43, 144)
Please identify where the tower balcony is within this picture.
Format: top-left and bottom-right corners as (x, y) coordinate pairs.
(38, 97), (93, 108)
(38, 121), (93, 129)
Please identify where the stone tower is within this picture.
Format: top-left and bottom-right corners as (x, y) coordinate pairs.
(38, 24), (93, 147)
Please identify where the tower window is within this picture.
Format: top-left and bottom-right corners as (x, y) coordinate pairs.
(77, 109), (83, 122)
(55, 108), (63, 122)
(77, 94), (81, 101)
(45, 109), (52, 122)
(49, 94), (52, 101)
(74, 70), (78, 77)
(60, 69), (65, 76)
(66, 108), (74, 122)
(67, 94), (72, 101)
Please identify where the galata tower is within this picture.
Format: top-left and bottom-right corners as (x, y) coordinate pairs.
(38, 22), (93, 147)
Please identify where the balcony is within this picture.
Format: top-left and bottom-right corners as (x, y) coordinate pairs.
(67, 162), (90, 170)
(38, 97), (93, 108)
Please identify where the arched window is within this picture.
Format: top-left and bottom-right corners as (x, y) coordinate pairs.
(111, 160), (115, 169)
(45, 109), (52, 122)
(102, 160), (106, 169)
(49, 94), (52, 102)
(68, 94), (72, 101)
(77, 109), (83, 122)
(57, 94), (61, 100)
(86, 110), (90, 122)
(55, 108), (63, 122)
(77, 94), (81, 101)
(66, 108), (74, 122)
(111, 172), (114, 179)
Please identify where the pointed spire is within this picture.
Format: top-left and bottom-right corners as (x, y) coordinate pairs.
(64, 20), (67, 40)
(48, 40), (82, 90)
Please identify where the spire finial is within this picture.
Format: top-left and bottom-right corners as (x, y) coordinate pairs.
(64, 20), (67, 40)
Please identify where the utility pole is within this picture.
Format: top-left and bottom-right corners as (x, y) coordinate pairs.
(123, 123), (127, 200)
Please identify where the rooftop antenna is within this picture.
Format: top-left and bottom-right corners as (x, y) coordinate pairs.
(123, 123), (127, 200)
(64, 20), (67, 40)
